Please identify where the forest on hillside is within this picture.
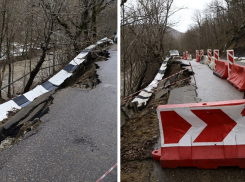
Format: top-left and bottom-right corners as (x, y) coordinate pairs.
(182, 0), (245, 57)
(0, 0), (116, 102)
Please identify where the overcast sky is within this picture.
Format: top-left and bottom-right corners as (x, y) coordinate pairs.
(125, 0), (214, 33)
(171, 0), (213, 32)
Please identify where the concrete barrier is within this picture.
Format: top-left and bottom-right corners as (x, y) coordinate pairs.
(227, 63), (245, 91)
(23, 90), (39, 102)
(84, 44), (97, 52)
(48, 70), (73, 86)
(32, 85), (49, 97)
(13, 95), (31, 107)
(209, 57), (215, 70)
(213, 60), (228, 79)
(41, 81), (57, 91)
(153, 99), (245, 168)
(76, 52), (89, 59)
(187, 54), (192, 60)
(63, 64), (78, 73)
(200, 55), (209, 64)
(132, 62), (167, 107)
(203, 56), (209, 65)
(0, 101), (21, 121)
(69, 58), (85, 66)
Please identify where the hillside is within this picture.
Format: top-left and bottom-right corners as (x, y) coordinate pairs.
(167, 26), (184, 40)
(226, 20), (245, 57)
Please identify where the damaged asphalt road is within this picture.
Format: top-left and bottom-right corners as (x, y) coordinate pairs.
(150, 59), (245, 182)
(0, 44), (117, 182)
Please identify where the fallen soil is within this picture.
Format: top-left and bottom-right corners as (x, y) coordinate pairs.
(72, 63), (101, 90)
(121, 96), (168, 182)
(121, 59), (192, 182)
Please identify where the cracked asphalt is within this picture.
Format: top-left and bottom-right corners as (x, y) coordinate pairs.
(0, 44), (117, 182)
(182, 59), (244, 102)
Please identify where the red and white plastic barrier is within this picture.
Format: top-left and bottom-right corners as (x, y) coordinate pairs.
(227, 50), (234, 76)
(213, 60), (228, 79)
(200, 49), (204, 57)
(208, 49), (212, 64)
(182, 52), (186, 60)
(227, 63), (245, 91)
(196, 50), (200, 62)
(152, 99), (245, 169)
(226, 49), (245, 91)
(96, 163), (117, 182)
(214, 50), (219, 69)
(186, 51), (188, 60)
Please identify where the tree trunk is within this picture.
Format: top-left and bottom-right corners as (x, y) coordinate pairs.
(24, 46), (48, 92)
(92, 6), (97, 41)
(24, 19), (54, 92)
(6, 36), (11, 98)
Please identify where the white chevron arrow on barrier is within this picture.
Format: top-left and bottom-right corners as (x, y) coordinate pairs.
(158, 104), (245, 147)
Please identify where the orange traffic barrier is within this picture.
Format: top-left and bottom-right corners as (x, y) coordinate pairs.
(213, 60), (228, 79)
(196, 50), (200, 62)
(227, 64), (245, 91)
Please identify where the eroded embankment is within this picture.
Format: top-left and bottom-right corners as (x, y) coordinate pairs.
(121, 58), (194, 182)
(0, 48), (110, 152)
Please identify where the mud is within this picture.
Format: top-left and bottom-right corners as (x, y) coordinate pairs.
(72, 63), (101, 90)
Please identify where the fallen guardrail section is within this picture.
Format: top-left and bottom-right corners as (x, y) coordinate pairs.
(0, 37), (111, 123)
(131, 61), (168, 108)
(152, 99), (245, 169)
(121, 58), (194, 124)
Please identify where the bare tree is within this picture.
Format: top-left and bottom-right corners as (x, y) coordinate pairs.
(24, 0), (56, 92)
(0, 0), (116, 100)
(121, 0), (182, 97)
